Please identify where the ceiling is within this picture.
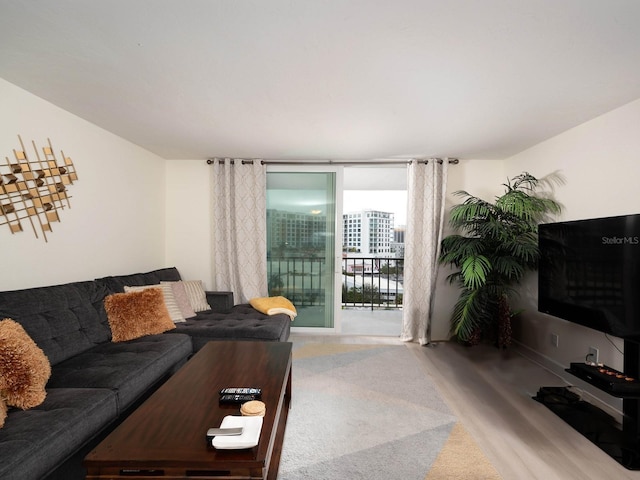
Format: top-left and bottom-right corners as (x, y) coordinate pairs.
(1, 0), (640, 161)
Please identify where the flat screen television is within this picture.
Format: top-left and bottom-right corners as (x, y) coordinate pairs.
(538, 213), (640, 342)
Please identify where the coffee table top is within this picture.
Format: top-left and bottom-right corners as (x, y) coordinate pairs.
(85, 341), (292, 476)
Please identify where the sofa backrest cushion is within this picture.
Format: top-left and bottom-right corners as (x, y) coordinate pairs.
(95, 267), (182, 294)
(0, 281), (112, 366)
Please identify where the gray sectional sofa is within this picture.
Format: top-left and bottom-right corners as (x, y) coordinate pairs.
(0, 267), (291, 480)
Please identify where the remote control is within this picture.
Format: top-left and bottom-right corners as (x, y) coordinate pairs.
(206, 427), (244, 437)
(219, 387), (261, 396)
(219, 394), (259, 404)
(206, 427), (243, 444)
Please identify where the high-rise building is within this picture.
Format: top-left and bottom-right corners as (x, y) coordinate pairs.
(267, 209), (326, 252)
(343, 210), (394, 255)
(392, 226), (406, 257)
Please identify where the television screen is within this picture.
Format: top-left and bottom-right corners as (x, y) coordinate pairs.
(538, 214), (640, 341)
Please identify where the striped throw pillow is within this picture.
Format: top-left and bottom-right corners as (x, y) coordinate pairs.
(180, 280), (211, 312)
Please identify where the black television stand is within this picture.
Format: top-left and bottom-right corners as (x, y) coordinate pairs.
(534, 339), (640, 470)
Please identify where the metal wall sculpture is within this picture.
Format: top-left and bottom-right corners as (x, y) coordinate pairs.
(0, 135), (78, 242)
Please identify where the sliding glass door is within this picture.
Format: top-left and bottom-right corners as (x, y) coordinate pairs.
(266, 168), (340, 329)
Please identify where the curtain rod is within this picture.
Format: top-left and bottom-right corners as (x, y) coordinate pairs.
(206, 158), (459, 165)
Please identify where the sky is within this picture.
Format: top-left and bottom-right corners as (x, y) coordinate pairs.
(343, 190), (408, 226)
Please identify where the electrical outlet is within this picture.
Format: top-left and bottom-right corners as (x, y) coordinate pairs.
(588, 346), (599, 364)
(551, 333), (559, 347)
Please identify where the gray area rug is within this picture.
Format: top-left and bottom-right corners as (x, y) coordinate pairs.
(278, 343), (457, 479)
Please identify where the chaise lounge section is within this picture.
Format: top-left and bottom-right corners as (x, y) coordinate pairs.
(0, 267), (291, 480)
(96, 267), (291, 349)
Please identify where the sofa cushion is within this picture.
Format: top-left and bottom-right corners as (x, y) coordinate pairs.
(0, 281), (112, 366)
(96, 267), (182, 294)
(0, 388), (117, 480)
(104, 289), (176, 342)
(46, 333), (192, 413)
(0, 319), (51, 411)
(169, 305), (291, 351)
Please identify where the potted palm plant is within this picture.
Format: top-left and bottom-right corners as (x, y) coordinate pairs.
(439, 172), (563, 347)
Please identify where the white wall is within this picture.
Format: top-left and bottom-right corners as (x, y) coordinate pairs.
(506, 98), (640, 410)
(0, 78), (167, 290)
(164, 160), (213, 287)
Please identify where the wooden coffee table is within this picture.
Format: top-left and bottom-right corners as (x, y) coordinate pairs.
(84, 341), (292, 480)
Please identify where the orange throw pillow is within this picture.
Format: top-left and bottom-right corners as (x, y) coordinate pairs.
(0, 318), (51, 413)
(104, 288), (176, 342)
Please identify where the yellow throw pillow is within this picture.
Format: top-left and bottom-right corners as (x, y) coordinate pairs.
(104, 288), (176, 342)
(0, 318), (51, 412)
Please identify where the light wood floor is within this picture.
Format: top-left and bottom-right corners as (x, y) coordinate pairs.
(290, 333), (640, 480)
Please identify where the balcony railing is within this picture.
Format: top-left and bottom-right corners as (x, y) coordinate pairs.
(267, 256), (404, 310)
(342, 257), (404, 309)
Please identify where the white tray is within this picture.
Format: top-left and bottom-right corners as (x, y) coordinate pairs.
(211, 415), (263, 449)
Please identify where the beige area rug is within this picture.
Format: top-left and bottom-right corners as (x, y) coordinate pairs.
(426, 422), (502, 479)
(279, 342), (502, 479)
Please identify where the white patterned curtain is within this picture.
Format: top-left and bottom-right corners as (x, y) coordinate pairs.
(211, 159), (268, 303)
(401, 159), (449, 345)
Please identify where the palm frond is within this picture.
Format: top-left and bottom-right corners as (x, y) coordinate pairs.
(440, 236), (485, 266)
(450, 288), (492, 341)
(449, 197), (495, 230)
(502, 234), (540, 265)
(497, 174), (563, 225)
(461, 255), (491, 289)
(492, 256), (525, 282)
(496, 191), (536, 221)
(505, 172), (539, 192)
